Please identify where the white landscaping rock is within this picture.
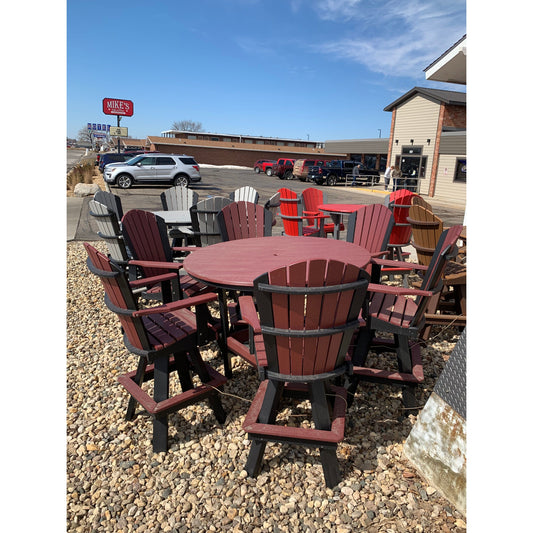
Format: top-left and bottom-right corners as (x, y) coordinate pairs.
(74, 183), (100, 197)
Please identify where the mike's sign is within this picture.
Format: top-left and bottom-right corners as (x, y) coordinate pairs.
(102, 98), (134, 117)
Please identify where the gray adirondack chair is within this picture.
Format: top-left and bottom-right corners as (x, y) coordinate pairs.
(160, 185), (199, 247)
(187, 196), (232, 247)
(88, 199), (129, 269)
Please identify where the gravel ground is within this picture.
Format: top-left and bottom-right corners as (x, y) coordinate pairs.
(67, 240), (466, 532)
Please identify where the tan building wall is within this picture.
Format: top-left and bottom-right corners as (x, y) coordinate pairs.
(390, 95), (441, 196)
(433, 153), (466, 208)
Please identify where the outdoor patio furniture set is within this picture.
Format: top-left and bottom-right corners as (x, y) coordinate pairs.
(86, 185), (466, 488)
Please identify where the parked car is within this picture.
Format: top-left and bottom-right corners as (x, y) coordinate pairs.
(98, 151), (144, 173)
(104, 153), (202, 189)
(293, 159), (325, 182)
(253, 159), (276, 174)
(308, 160), (380, 186)
(272, 158), (295, 179)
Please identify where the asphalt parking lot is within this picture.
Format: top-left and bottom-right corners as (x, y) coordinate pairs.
(71, 164), (466, 241)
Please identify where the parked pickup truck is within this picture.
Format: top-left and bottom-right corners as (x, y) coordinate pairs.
(253, 159), (276, 175)
(272, 158), (295, 180)
(293, 159), (325, 182)
(308, 160), (380, 186)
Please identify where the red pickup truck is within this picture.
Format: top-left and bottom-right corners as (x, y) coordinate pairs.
(253, 159), (276, 175)
(272, 158), (295, 180)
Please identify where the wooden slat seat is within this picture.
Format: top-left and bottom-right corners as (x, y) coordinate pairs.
(84, 243), (227, 452)
(239, 258), (369, 488)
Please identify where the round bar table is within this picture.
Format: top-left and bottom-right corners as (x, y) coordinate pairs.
(184, 236), (371, 377)
(317, 204), (365, 239)
(184, 236), (370, 290)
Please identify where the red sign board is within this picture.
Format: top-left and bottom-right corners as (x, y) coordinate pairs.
(102, 98), (134, 117)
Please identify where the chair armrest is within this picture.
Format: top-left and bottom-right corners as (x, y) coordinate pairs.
(132, 292), (218, 317)
(171, 246), (198, 254)
(129, 272), (177, 289)
(369, 250), (389, 258)
(128, 259), (183, 271)
(371, 257), (428, 271)
(237, 295), (261, 333)
(367, 283), (435, 298)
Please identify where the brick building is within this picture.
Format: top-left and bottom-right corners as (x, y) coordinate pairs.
(145, 135), (346, 167)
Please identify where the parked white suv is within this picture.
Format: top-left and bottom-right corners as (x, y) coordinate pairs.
(104, 153), (202, 189)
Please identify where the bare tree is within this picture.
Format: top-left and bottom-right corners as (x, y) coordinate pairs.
(172, 120), (204, 132)
(77, 126), (93, 143)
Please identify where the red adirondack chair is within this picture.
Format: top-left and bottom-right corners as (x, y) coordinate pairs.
(216, 201), (273, 241)
(239, 259), (369, 488)
(301, 187), (342, 236)
(348, 225), (463, 409)
(384, 189), (421, 260)
(84, 243), (227, 453)
(277, 187), (328, 237)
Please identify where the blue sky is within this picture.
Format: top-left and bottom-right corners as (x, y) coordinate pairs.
(67, 0), (466, 142)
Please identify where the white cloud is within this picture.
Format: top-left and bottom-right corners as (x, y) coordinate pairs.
(314, 0), (364, 21)
(312, 0), (466, 78)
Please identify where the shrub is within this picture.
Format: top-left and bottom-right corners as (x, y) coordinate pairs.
(67, 160), (95, 190)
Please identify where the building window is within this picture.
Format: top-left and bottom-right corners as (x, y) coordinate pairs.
(454, 158), (467, 183)
(187, 135), (197, 140)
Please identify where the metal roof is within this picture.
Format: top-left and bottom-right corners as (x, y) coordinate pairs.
(384, 87), (466, 112)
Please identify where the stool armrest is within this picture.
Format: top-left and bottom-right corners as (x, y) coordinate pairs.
(367, 283), (434, 298)
(129, 272), (177, 289)
(237, 295), (261, 334)
(132, 292), (218, 317)
(128, 259), (183, 271)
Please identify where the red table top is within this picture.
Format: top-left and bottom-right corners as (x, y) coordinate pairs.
(183, 236), (371, 290)
(318, 203), (364, 214)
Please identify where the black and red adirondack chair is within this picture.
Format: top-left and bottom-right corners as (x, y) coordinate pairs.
(345, 203), (395, 278)
(301, 187), (341, 237)
(121, 209), (210, 304)
(348, 225), (464, 409)
(216, 201), (273, 241)
(278, 188), (327, 237)
(84, 243), (227, 453)
(239, 259), (369, 488)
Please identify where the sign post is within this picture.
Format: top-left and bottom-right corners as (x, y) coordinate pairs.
(102, 98), (134, 154)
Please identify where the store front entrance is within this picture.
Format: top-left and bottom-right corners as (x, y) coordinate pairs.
(395, 147), (427, 193)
